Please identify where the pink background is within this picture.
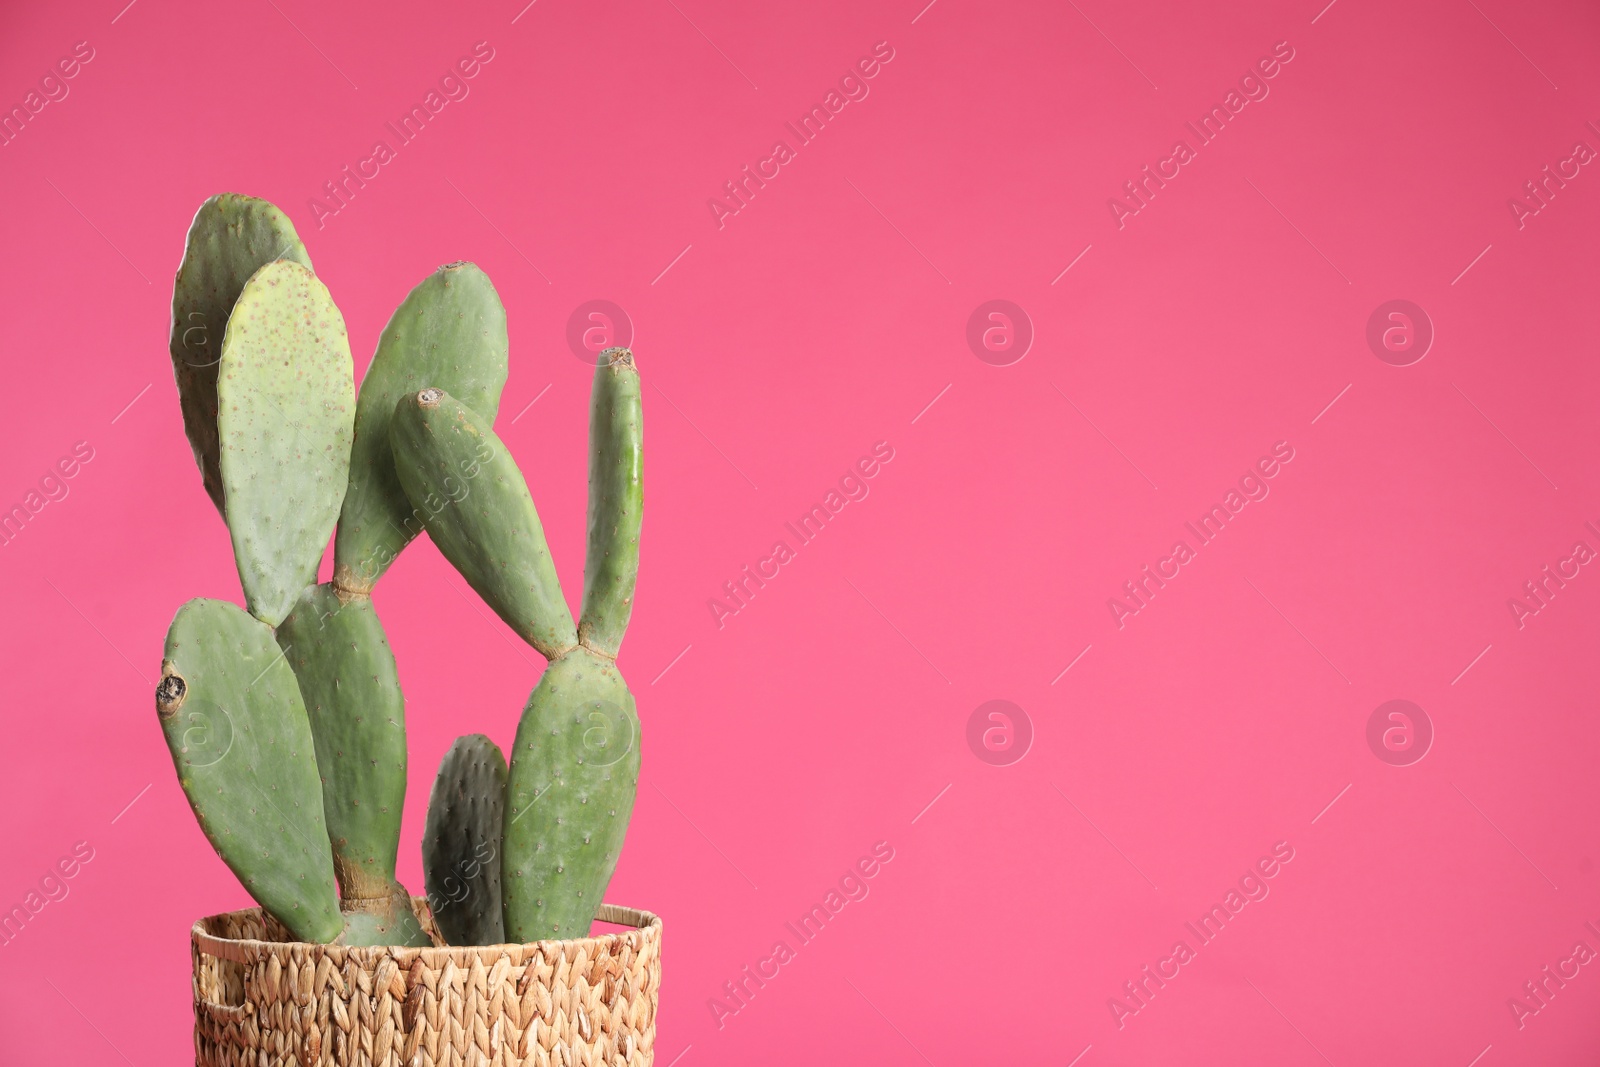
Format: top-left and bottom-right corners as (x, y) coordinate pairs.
(2, 0), (1599, 1063)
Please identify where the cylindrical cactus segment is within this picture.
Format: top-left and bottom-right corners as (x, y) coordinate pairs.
(334, 263), (509, 594)
(217, 260), (354, 627)
(501, 649), (640, 942)
(388, 389), (577, 658)
(169, 194), (313, 517)
(578, 348), (642, 658)
(423, 734), (508, 946)
(156, 598), (342, 943)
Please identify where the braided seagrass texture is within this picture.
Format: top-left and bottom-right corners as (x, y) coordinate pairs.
(190, 900), (661, 1067)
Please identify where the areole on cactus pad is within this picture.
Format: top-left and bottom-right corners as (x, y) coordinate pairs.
(157, 192), (644, 951)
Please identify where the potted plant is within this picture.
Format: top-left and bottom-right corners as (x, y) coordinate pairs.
(157, 194), (655, 1066)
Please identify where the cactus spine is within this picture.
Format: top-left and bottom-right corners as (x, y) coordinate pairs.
(157, 195), (645, 948)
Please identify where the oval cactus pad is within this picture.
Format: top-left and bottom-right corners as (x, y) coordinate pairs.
(388, 388), (576, 658)
(424, 733), (508, 946)
(502, 649), (640, 942)
(276, 583), (408, 900)
(217, 260), (355, 626)
(168, 194), (312, 516)
(157, 598), (342, 943)
(334, 262), (509, 593)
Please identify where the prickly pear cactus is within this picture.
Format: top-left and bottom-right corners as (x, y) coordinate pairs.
(502, 650), (640, 940)
(388, 388), (576, 658)
(156, 598), (342, 943)
(423, 735), (508, 946)
(157, 194), (649, 951)
(507, 352), (645, 941)
(169, 194), (312, 516)
(334, 263), (509, 594)
(217, 260), (354, 626)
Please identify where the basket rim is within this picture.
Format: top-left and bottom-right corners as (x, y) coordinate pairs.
(191, 899), (661, 964)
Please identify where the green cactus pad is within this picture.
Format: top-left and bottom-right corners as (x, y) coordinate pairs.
(389, 389), (576, 658)
(156, 598), (341, 943)
(423, 734), (508, 946)
(334, 263), (509, 593)
(578, 349), (643, 658)
(275, 587), (406, 887)
(169, 194), (313, 517)
(501, 649), (640, 941)
(217, 260), (355, 626)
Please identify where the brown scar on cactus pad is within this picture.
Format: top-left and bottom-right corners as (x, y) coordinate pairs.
(155, 664), (186, 716)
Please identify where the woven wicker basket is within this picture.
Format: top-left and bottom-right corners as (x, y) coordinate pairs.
(189, 898), (661, 1067)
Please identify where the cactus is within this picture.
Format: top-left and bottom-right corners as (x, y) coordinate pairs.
(423, 735), (507, 946)
(390, 376), (645, 940)
(155, 194), (646, 949)
(502, 351), (643, 940)
(262, 266), (508, 945)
